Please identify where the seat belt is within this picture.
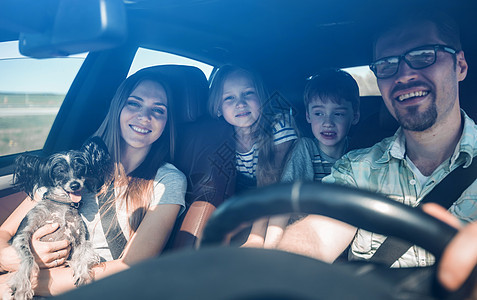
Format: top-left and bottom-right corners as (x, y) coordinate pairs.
(369, 158), (477, 267)
(98, 184), (128, 260)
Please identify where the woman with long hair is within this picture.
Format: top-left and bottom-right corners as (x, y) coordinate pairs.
(0, 67), (186, 296)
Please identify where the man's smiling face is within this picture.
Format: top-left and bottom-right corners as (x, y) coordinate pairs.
(375, 21), (466, 132)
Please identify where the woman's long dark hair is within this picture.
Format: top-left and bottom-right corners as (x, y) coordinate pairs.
(94, 68), (176, 235)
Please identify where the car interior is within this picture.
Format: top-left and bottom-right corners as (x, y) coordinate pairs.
(0, 0), (476, 298)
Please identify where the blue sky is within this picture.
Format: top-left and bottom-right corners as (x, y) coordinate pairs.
(0, 41), (87, 94)
(0, 41), (213, 94)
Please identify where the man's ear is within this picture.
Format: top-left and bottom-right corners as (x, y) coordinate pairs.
(457, 51), (468, 82)
(352, 110), (360, 125)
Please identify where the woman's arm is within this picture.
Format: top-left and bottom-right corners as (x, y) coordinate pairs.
(277, 214), (356, 263)
(121, 203), (181, 264)
(0, 197), (70, 273)
(0, 196), (35, 272)
(33, 203), (181, 296)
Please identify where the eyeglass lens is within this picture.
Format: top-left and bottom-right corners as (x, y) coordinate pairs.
(373, 47), (437, 78)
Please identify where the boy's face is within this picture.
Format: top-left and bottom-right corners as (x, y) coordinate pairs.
(306, 97), (359, 157)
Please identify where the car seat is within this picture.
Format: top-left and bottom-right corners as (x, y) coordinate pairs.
(140, 65), (225, 251)
(348, 96), (399, 151)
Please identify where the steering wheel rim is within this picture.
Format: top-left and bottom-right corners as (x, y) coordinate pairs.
(200, 181), (457, 259)
(59, 181), (462, 300)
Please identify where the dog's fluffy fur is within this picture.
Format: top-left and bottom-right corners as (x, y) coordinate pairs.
(7, 137), (111, 300)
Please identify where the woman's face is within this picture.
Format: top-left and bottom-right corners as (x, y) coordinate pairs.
(220, 71), (261, 130)
(120, 80), (168, 153)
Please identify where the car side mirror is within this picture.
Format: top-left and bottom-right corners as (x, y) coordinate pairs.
(0, 0), (127, 58)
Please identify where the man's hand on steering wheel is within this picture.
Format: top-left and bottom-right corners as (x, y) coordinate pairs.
(423, 203), (477, 299)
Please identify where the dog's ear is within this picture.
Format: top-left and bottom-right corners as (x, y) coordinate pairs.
(81, 136), (113, 190)
(14, 154), (42, 199)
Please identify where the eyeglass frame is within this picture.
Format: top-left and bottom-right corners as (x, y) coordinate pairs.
(369, 44), (457, 79)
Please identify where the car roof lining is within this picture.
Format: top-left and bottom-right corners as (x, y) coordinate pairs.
(122, 0), (473, 94)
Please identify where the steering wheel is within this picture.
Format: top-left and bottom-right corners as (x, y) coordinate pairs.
(58, 182), (466, 300)
(200, 181), (456, 254)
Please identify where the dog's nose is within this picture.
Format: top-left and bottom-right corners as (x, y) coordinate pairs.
(70, 181), (81, 191)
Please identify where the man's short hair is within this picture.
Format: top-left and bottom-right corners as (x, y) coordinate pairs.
(304, 69), (360, 113)
(373, 10), (462, 59)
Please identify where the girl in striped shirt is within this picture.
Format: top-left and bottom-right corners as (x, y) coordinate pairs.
(208, 65), (297, 248)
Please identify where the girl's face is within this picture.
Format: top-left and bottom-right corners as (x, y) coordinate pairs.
(120, 80), (168, 153)
(220, 71), (261, 130)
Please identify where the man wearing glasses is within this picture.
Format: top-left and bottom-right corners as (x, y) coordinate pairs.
(278, 10), (477, 289)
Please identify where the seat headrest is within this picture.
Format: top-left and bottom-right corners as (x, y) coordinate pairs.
(135, 65), (209, 124)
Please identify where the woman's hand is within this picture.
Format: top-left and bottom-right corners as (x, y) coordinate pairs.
(31, 223), (71, 269)
(0, 221), (70, 273)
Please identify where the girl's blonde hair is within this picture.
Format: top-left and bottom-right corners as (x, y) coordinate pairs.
(208, 65), (289, 186)
(94, 68), (175, 236)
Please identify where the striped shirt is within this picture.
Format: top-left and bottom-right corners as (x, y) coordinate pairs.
(323, 111), (477, 267)
(281, 137), (338, 183)
(236, 115), (297, 178)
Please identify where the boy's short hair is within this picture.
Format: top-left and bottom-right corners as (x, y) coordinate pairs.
(304, 69), (360, 113)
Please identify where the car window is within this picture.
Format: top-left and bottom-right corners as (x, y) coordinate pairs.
(343, 66), (380, 96)
(0, 41), (87, 157)
(129, 47), (214, 78)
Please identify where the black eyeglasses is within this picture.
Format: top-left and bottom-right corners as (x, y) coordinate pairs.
(369, 44), (457, 79)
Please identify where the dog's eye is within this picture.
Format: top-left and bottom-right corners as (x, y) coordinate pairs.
(76, 165), (87, 176)
(73, 158), (87, 175)
(52, 164), (67, 175)
(51, 164), (68, 183)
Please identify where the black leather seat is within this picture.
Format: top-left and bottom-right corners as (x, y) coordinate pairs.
(348, 96), (399, 151)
